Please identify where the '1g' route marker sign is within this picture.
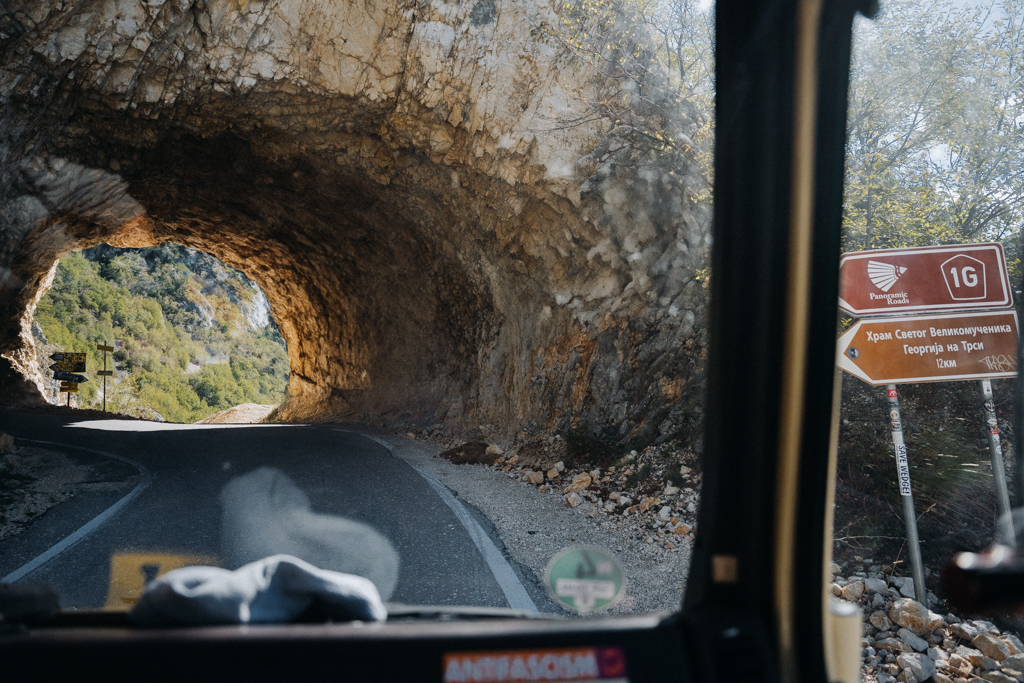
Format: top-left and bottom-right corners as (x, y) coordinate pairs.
(836, 310), (1019, 385)
(839, 242), (1012, 317)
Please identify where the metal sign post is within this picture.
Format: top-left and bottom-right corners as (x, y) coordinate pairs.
(979, 379), (1015, 546)
(53, 350), (86, 408)
(885, 385), (928, 607)
(97, 343), (114, 413)
(838, 242), (1020, 600)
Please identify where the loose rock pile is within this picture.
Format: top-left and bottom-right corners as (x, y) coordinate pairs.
(493, 437), (1024, 679)
(442, 432), (1024, 676)
(489, 443), (701, 552)
(832, 561), (1024, 683)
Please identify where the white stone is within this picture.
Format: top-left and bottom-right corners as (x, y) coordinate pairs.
(897, 652), (936, 683)
(840, 580), (864, 601)
(864, 577), (888, 594)
(890, 598), (943, 636)
(564, 473), (592, 494)
(981, 672), (1020, 683)
(975, 633), (1013, 662)
(890, 576), (916, 599)
(897, 628), (929, 652)
(870, 611), (893, 631)
(1004, 655), (1024, 671)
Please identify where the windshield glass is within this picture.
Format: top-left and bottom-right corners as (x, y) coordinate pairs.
(0, 0), (714, 620)
(833, 0), (1024, 679)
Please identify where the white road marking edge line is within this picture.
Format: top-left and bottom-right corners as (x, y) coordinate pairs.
(2, 440), (152, 584)
(347, 431), (539, 612)
(415, 470), (539, 612)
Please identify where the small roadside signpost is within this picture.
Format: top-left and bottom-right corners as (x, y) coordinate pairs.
(838, 242), (1018, 608)
(979, 380), (1013, 545)
(51, 352), (87, 406)
(97, 343), (114, 412)
(883, 386), (928, 606)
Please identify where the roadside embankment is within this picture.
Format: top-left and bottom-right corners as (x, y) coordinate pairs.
(378, 432), (694, 615)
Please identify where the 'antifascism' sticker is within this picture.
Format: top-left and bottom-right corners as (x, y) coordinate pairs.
(443, 646), (629, 683)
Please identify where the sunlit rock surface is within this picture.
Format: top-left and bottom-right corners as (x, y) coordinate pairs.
(0, 0), (709, 445)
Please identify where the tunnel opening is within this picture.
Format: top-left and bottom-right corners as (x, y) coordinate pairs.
(0, 0), (713, 449)
(2, 120), (710, 447)
(33, 242), (289, 422)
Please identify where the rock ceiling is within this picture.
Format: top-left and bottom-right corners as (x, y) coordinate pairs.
(0, 0), (709, 444)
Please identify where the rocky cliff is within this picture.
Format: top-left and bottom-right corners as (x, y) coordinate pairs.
(0, 0), (710, 444)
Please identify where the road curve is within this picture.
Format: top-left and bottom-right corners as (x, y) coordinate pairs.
(0, 412), (536, 612)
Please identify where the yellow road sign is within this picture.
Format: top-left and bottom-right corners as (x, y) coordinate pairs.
(59, 382), (78, 392)
(105, 552), (218, 609)
(97, 344), (114, 352)
(52, 352), (86, 372)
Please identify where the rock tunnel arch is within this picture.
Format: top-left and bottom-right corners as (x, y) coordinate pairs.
(0, 0), (711, 445)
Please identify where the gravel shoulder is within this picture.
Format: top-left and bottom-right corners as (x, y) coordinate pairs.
(0, 440), (138, 542)
(370, 431), (691, 616)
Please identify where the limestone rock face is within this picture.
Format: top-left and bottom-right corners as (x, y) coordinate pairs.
(0, 0), (709, 443)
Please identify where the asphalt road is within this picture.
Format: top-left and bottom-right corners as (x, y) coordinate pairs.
(0, 412), (542, 612)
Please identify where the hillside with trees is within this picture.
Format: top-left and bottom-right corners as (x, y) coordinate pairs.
(33, 244), (289, 423)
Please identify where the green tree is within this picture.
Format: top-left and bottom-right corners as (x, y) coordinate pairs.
(543, 0), (713, 174)
(844, 0), (1024, 252)
(34, 244), (290, 422)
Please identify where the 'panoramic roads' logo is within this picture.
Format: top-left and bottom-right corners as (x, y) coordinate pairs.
(867, 260), (907, 292)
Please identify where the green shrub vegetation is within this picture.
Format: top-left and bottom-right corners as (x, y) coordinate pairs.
(34, 244), (289, 423)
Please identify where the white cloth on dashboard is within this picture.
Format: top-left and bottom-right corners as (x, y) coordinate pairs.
(130, 554), (387, 626)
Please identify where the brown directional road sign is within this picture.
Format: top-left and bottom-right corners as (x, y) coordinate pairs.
(837, 310), (1019, 385)
(839, 243), (1012, 317)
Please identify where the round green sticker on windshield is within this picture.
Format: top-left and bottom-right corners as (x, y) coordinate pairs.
(544, 546), (626, 612)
